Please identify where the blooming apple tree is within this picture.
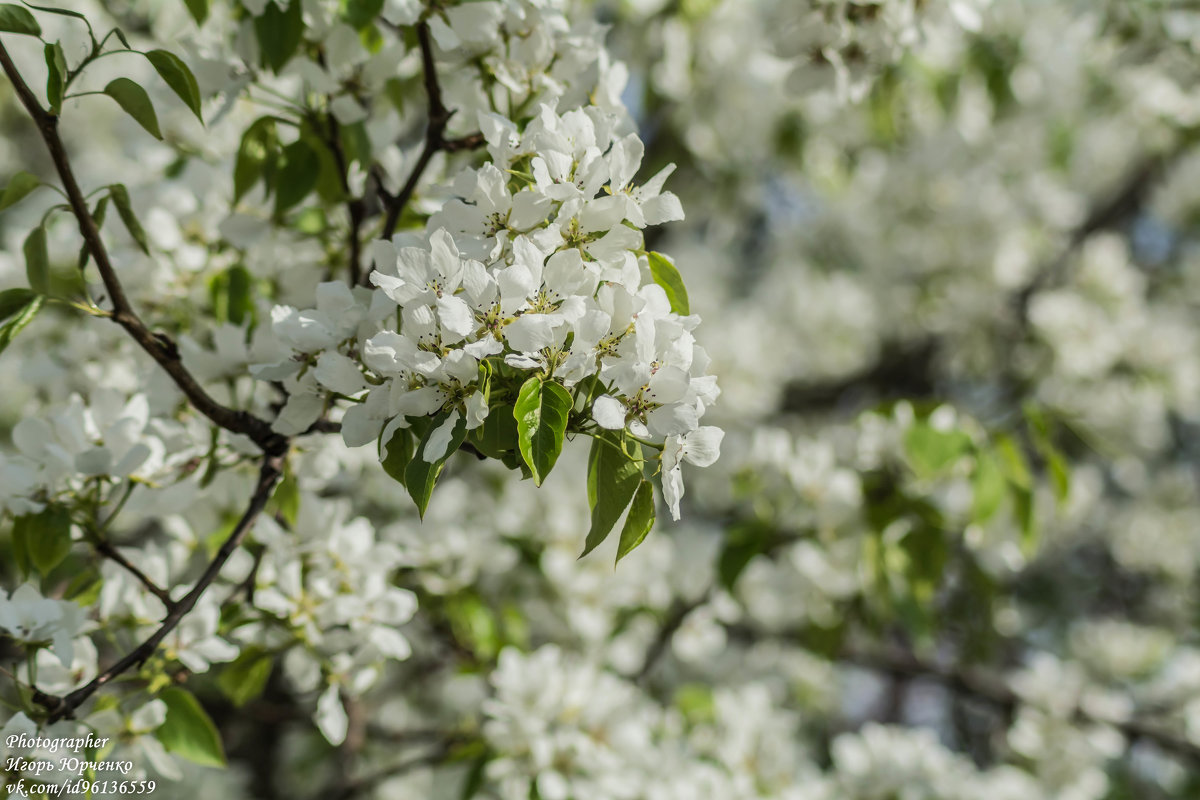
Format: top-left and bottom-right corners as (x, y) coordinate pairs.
(2, 0), (1200, 799)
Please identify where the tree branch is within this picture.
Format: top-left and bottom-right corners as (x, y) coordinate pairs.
(0, 40), (284, 456)
(841, 642), (1200, 766)
(92, 537), (174, 608)
(33, 455), (284, 723)
(371, 22), (484, 282)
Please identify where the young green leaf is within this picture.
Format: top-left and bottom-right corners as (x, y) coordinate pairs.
(270, 470), (300, 528)
(25, 504), (73, 577)
(155, 687), (228, 768)
(468, 402), (518, 459)
(104, 78), (163, 140)
(23, 225), (49, 295)
(254, 0), (303, 73)
(145, 49), (203, 121)
(904, 422), (971, 478)
(646, 251), (690, 315)
(108, 184), (150, 254)
(581, 434), (643, 558)
(0, 4), (41, 36)
(44, 42), (67, 114)
(615, 479), (655, 563)
(0, 295), (43, 356)
(182, 0), (209, 25)
(514, 377), (572, 486)
(405, 411), (468, 518)
(217, 648), (273, 708)
(971, 447), (1006, 523)
(274, 139), (319, 215)
(0, 171), (40, 212)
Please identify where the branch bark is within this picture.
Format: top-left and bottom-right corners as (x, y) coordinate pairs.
(34, 455), (284, 723)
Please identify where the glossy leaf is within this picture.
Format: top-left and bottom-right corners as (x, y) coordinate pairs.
(615, 479), (655, 563)
(581, 434), (643, 557)
(514, 377), (572, 486)
(646, 251), (690, 315)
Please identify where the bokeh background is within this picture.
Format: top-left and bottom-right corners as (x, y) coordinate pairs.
(5, 0), (1200, 798)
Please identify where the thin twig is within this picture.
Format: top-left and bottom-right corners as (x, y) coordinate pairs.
(34, 455), (284, 722)
(372, 22), (484, 278)
(0, 40), (284, 456)
(840, 643), (1200, 765)
(92, 537), (174, 608)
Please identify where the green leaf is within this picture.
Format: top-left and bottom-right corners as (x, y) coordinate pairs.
(580, 434), (642, 557)
(274, 139), (319, 215)
(904, 422), (971, 478)
(380, 425), (414, 488)
(468, 403), (518, 459)
(254, 0), (304, 73)
(24, 504), (73, 577)
(615, 479), (655, 563)
(0, 170), (40, 212)
(0, 287), (34, 321)
(217, 648), (273, 708)
(344, 0), (384, 29)
(1045, 449), (1071, 503)
(0, 4), (41, 36)
(971, 447), (1006, 523)
(77, 195), (108, 271)
(23, 225), (49, 295)
(646, 251), (690, 316)
(182, 0), (209, 25)
(0, 295), (43, 356)
(108, 183), (150, 254)
(145, 49), (203, 122)
(994, 433), (1031, 490)
(405, 411), (468, 518)
(104, 78), (163, 140)
(270, 470), (300, 527)
(514, 377), (572, 487)
(233, 116), (278, 202)
(22, 3), (88, 22)
(44, 42), (66, 115)
(155, 687), (227, 768)
(210, 265), (254, 325)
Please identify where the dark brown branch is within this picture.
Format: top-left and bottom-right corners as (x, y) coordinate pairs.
(34, 455), (284, 723)
(92, 537), (174, 608)
(841, 643), (1200, 766)
(372, 23), (484, 276)
(0, 41), (284, 456)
